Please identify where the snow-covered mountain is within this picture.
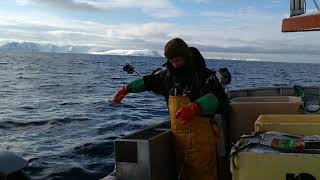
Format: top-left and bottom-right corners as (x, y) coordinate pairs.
(0, 42), (162, 57)
(1, 42), (40, 52)
(0, 42), (89, 54)
(90, 49), (162, 57)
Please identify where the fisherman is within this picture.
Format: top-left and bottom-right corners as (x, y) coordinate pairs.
(111, 38), (227, 180)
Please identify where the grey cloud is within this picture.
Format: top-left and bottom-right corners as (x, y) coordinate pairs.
(20, 0), (183, 18)
(193, 0), (209, 4)
(21, 0), (106, 12)
(196, 42), (320, 55)
(2, 9), (320, 56)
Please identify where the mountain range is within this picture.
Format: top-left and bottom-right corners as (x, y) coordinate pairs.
(0, 42), (162, 57)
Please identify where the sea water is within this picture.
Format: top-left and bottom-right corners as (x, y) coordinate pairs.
(1, 52), (320, 180)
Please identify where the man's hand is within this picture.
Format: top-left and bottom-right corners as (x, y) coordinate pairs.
(175, 103), (201, 124)
(112, 85), (129, 103)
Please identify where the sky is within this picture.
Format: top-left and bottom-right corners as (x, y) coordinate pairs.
(1, 0), (320, 62)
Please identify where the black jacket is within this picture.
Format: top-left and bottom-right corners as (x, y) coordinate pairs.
(143, 47), (228, 113)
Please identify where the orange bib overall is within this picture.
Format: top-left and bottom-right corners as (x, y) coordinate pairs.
(168, 96), (219, 180)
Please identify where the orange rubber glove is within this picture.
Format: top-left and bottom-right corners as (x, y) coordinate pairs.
(112, 85), (129, 103)
(175, 103), (201, 124)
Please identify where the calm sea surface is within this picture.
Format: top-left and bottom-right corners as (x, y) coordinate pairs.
(1, 52), (320, 180)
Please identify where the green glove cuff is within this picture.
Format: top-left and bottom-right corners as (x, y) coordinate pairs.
(195, 93), (219, 115)
(128, 79), (147, 93)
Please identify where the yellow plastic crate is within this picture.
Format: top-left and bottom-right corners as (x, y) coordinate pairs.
(231, 151), (320, 180)
(255, 115), (320, 136)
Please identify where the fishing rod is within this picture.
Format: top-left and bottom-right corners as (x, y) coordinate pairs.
(123, 64), (142, 78)
(123, 63), (165, 77)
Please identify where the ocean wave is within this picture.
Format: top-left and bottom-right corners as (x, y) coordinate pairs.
(0, 120), (48, 129)
(70, 141), (114, 158)
(49, 116), (92, 126)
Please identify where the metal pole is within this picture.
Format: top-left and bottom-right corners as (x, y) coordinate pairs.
(291, 0), (306, 17)
(312, 0), (320, 10)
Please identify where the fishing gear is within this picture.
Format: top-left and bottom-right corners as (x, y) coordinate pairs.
(123, 63), (142, 77)
(123, 63), (166, 77)
(215, 68), (232, 86)
(294, 85), (320, 113)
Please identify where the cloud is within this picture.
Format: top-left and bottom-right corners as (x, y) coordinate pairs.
(118, 23), (176, 40)
(0, 10), (172, 49)
(200, 11), (233, 18)
(271, 0), (281, 4)
(2, 5), (320, 58)
(174, 7), (320, 56)
(16, 0), (184, 18)
(195, 42), (320, 55)
(17, 0), (100, 12)
(193, 0), (210, 4)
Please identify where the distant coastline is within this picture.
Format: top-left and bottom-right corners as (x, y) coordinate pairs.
(0, 42), (162, 57)
(1, 41), (320, 64)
